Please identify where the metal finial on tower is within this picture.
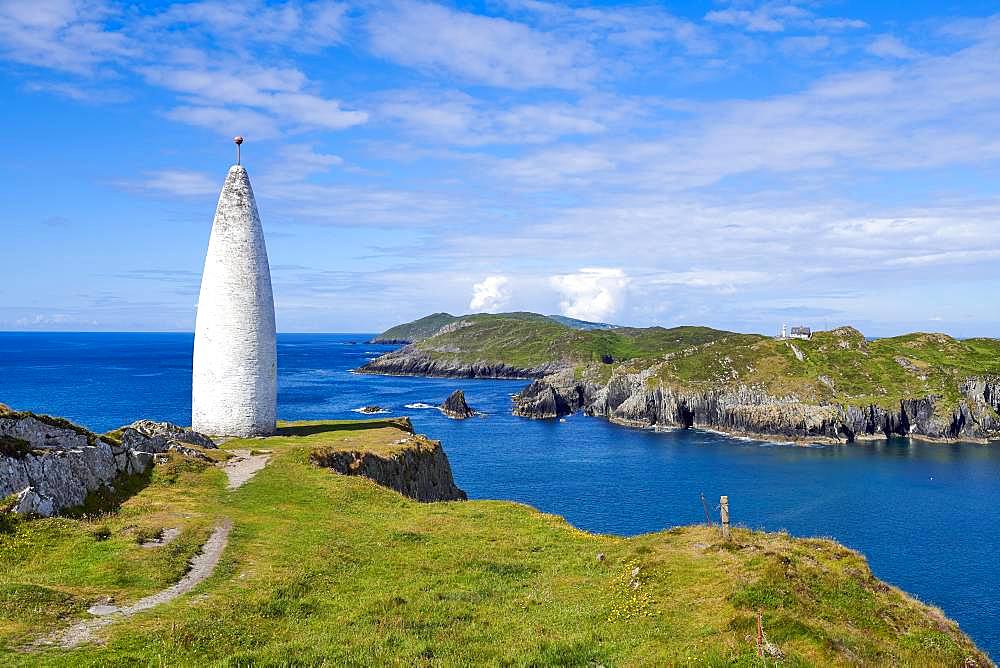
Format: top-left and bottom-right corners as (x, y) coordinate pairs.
(234, 136), (244, 165)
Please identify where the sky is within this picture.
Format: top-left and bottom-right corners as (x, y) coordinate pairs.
(2, 0), (1000, 336)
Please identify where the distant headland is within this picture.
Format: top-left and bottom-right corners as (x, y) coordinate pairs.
(360, 312), (1000, 444)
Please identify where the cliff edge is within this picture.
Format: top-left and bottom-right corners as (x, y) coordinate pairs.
(307, 418), (466, 501)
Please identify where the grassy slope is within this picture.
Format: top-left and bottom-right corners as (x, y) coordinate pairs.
(650, 327), (1000, 413)
(0, 420), (987, 666)
(380, 314), (1000, 413)
(373, 313), (460, 342)
(412, 314), (734, 370)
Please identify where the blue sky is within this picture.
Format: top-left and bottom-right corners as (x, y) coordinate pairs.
(2, 0), (1000, 336)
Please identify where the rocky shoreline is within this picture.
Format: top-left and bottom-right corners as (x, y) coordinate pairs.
(357, 345), (565, 380)
(359, 346), (1000, 444)
(512, 369), (1000, 444)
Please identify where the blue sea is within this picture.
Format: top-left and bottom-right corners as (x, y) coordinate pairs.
(2, 332), (998, 658)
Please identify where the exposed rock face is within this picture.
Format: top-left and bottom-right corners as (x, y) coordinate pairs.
(513, 380), (567, 419)
(1, 413), (150, 516)
(358, 345), (565, 379)
(513, 370), (596, 420)
(310, 433), (467, 502)
(0, 410), (213, 516)
(440, 390), (475, 419)
(0, 414), (90, 451)
(513, 371), (1000, 443)
(119, 420), (217, 453)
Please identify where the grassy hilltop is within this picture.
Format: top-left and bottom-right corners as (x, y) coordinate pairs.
(372, 312), (622, 346)
(371, 313), (1000, 416)
(381, 312), (732, 370)
(0, 418), (988, 665)
(646, 327), (1000, 414)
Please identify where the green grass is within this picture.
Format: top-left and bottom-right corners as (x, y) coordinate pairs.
(0, 419), (988, 665)
(373, 312), (461, 342)
(651, 327), (1000, 415)
(410, 313), (735, 370)
(379, 315), (1000, 418)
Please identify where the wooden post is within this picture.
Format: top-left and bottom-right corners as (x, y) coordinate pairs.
(720, 495), (730, 539)
(756, 611), (765, 658)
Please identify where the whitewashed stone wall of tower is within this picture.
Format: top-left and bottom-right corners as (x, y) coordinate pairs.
(192, 165), (277, 436)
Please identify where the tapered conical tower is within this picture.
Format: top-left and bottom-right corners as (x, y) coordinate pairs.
(192, 148), (277, 436)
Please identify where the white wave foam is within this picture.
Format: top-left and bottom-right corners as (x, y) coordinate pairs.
(351, 407), (390, 414)
(404, 403), (436, 409)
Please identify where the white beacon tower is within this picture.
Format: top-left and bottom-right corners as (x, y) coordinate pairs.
(192, 137), (277, 436)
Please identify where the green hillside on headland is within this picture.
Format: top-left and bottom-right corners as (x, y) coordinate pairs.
(0, 418), (988, 665)
(375, 312), (734, 369)
(372, 314), (1000, 410)
(363, 313), (1000, 442)
(371, 312), (463, 343)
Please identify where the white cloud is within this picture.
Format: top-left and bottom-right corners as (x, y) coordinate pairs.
(368, 0), (595, 89)
(648, 270), (770, 290)
(779, 35), (829, 56)
(469, 276), (511, 312)
(144, 0), (350, 51)
(866, 34), (920, 59)
(705, 3), (808, 33)
(0, 0), (134, 73)
(143, 65), (368, 134)
(506, 1), (715, 55)
(13, 313), (97, 329)
(134, 169), (217, 196)
(812, 17), (868, 31)
(164, 105), (282, 139)
(496, 146), (616, 186)
(490, 27), (1000, 193)
(263, 144), (343, 183)
(377, 90), (614, 146)
(1, 2), (365, 137)
(704, 2), (868, 36)
(551, 268), (629, 321)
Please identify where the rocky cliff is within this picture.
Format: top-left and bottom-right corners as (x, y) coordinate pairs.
(513, 370), (1000, 443)
(358, 345), (565, 380)
(0, 407), (215, 516)
(309, 423), (466, 502)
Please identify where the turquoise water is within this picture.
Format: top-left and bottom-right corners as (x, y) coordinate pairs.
(1, 331), (998, 658)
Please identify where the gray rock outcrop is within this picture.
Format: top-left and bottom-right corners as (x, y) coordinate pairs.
(512, 371), (1000, 443)
(119, 420), (217, 453)
(513, 380), (569, 419)
(0, 408), (213, 517)
(440, 390), (475, 419)
(310, 426), (466, 502)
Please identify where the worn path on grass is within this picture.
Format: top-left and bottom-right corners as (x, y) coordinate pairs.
(34, 447), (271, 648)
(222, 448), (271, 490)
(32, 519), (233, 649)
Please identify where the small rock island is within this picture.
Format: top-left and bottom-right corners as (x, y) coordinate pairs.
(440, 390), (475, 419)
